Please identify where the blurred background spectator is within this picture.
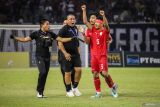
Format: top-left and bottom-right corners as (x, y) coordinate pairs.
(0, 0), (159, 24)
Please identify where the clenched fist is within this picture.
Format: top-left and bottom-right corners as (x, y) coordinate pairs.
(99, 10), (105, 16)
(81, 5), (86, 11)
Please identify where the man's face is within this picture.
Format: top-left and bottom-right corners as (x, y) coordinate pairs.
(95, 21), (103, 29)
(89, 15), (97, 25)
(67, 15), (76, 27)
(42, 21), (50, 32)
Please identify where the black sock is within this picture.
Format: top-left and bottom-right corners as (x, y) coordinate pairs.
(66, 84), (71, 92)
(73, 82), (79, 88)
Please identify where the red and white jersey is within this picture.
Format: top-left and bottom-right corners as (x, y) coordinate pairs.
(86, 26), (109, 55)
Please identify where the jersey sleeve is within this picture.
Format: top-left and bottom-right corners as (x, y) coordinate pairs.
(85, 29), (92, 37)
(29, 31), (37, 40)
(58, 27), (66, 37)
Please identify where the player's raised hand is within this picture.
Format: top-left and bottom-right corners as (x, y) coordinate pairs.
(99, 10), (105, 16)
(81, 5), (86, 11)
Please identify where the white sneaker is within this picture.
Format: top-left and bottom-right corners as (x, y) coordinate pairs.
(111, 84), (118, 98)
(90, 92), (102, 98)
(73, 88), (82, 96)
(37, 92), (43, 98)
(66, 90), (74, 97)
(37, 92), (47, 98)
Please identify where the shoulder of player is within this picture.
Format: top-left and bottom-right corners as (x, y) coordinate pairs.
(86, 28), (92, 34)
(29, 30), (39, 40)
(58, 25), (68, 34)
(47, 31), (58, 39)
(61, 25), (69, 30)
(102, 27), (109, 33)
(29, 30), (39, 37)
(63, 25), (77, 29)
(31, 30), (38, 34)
(86, 26), (91, 31)
(47, 31), (56, 35)
(91, 26), (97, 31)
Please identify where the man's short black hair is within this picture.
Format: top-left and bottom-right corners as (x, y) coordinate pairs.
(89, 12), (98, 17)
(39, 18), (49, 25)
(66, 14), (75, 19)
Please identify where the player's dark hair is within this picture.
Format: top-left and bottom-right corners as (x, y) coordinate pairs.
(66, 14), (75, 19)
(89, 12), (98, 17)
(39, 18), (49, 26)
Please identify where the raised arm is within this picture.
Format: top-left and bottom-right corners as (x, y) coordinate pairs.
(99, 10), (110, 31)
(81, 5), (92, 29)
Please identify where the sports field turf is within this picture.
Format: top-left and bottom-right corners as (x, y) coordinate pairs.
(0, 67), (160, 107)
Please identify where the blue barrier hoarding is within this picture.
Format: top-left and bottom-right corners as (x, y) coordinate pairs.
(124, 52), (160, 67)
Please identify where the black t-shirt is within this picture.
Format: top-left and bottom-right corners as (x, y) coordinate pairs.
(58, 25), (79, 55)
(30, 30), (57, 57)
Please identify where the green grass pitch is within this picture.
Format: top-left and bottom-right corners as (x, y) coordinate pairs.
(0, 67), (160, 107)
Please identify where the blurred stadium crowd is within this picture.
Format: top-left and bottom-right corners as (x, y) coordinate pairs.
(0, 0), (160, 24)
